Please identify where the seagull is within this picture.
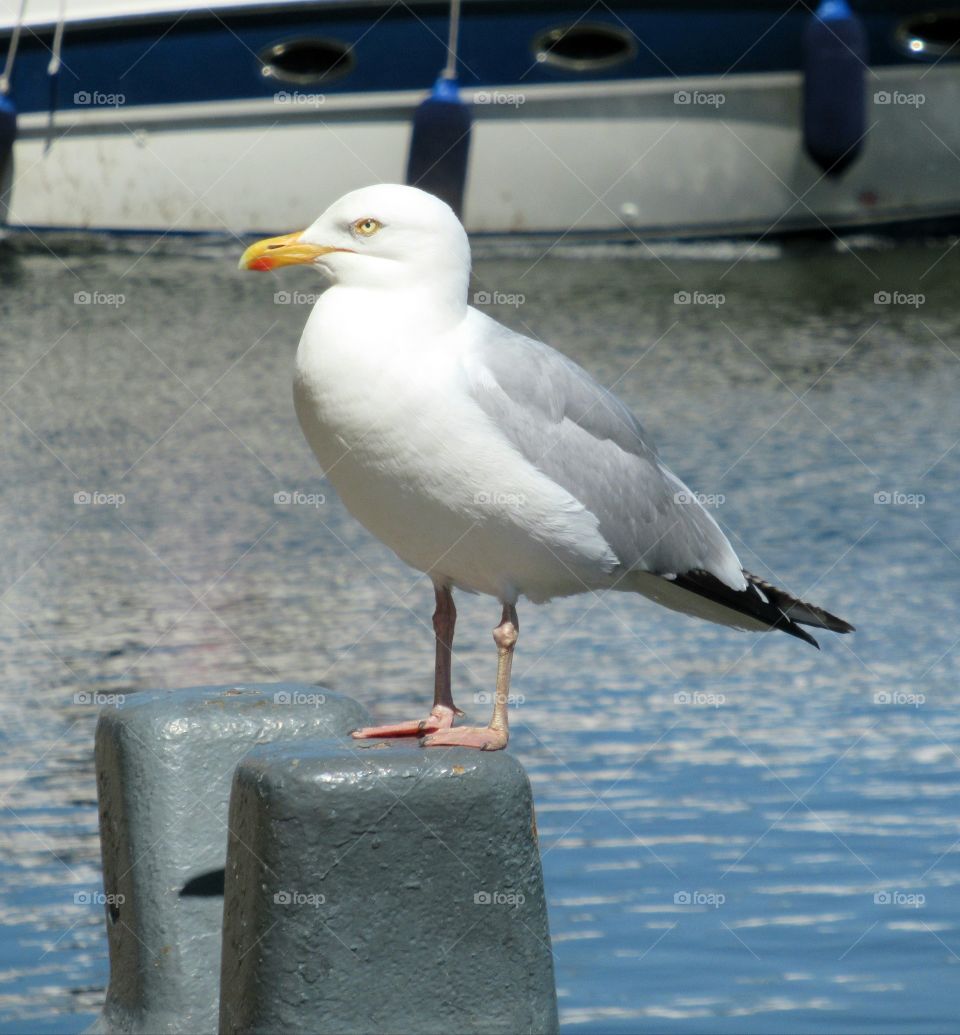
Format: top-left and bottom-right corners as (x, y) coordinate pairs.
(239, 184), (853, 751)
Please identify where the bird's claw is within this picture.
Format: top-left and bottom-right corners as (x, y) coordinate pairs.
(351, 705), (457, 740)
(421, 725), (508, 751)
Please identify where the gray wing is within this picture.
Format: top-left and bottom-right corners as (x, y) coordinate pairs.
(461, 311), (746, 589)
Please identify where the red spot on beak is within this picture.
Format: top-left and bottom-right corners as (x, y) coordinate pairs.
(248, 256), (275, 271)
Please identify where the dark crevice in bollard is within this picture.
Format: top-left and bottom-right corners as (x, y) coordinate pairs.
(181, 869), (227, 898)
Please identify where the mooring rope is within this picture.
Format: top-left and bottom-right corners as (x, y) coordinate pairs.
(0, 0), (29, 95)
(442, 0), (461, 79)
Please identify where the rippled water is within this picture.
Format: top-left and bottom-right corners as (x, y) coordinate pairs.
(1, 230), (958, 1034)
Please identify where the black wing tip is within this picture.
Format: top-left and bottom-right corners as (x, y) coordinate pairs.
(767, 611), (820, 649)
(794, 625), (820, 649)
(742, 571), (854, 638)
(672, 569), (850, 649)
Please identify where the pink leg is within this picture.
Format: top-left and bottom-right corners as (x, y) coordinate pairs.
(352, 584), (461, 740)
(423, 603), (517, 751)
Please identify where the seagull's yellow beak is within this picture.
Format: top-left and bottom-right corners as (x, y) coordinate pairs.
(238, 231), (344, 271)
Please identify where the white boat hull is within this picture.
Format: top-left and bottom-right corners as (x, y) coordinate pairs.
(5, 66), (958, 237)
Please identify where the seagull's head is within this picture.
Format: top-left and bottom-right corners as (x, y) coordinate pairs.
(239, 184), (471, 302)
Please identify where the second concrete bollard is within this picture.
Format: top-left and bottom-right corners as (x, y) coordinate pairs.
(219, 739), (558, 1034)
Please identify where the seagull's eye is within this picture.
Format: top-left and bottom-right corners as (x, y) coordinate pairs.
(353, 217), (382, 237)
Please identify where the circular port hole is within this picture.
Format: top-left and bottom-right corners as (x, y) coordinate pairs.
(258, 38), (355, 85)
(896, 11), (960, 59)
(533, 23), (636, 72)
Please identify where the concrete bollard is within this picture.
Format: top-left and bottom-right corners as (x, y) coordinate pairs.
(219, 740), (558, 1035)
(90, 683), (370, 1035)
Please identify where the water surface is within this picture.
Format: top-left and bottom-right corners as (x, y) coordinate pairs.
(1, 230), (958, 1033)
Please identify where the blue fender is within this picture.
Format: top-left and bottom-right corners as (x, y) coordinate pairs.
(802, 0), (868, 175)
(0, 92), (15, 221)
(405, 75), (472, 218)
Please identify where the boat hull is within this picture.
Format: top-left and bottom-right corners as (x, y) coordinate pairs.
(2, 0), (959, 237)
(6, 64), (957, 237)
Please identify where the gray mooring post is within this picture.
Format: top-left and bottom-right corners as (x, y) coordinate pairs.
(218, 740), (559, 1035)
(89, 684), (370, 1035)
